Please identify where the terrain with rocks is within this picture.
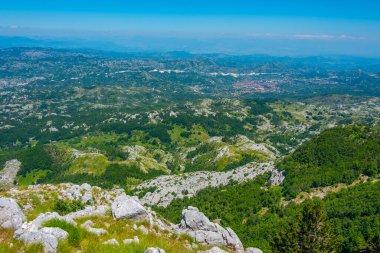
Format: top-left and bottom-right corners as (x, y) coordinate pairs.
(1, 48), (380, 252)
(0, 182), (264, 253)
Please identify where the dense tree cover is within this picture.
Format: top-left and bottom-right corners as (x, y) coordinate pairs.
(49, 162), (164, 189)
(156, 177), (380, 253)
(17, 145), (53, 176)
(155, 174), (285, 251)
(324, 181), (380, 252)
(279, 126), (380, 198)
(273, 200), (335, 253)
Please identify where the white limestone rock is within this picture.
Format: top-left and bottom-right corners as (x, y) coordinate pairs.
(15, 229), (61, 253)
(40, 227), (69, 240)
(138, 225), (149, 234)
(135, 162), (280, 207)
(111, 193), (148, 221)
(59, 183), (93, 204)
(245, 247), (264, 253)
(0, 197), (26, 229)
(179, 206), (243, 251)
(145, 247), (166, 253)
(198, 247), (228, 253)
(30, 212), (76, 228)
(14, 212), (76, 253)
(103, 238), (119, 245)
(80, 220), (108, 236)
(65, 205), (108, 219)
(123, 236), (139, 244)
(0, 159), (21, 188)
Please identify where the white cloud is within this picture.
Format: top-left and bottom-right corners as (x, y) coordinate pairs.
(293, 34), (362, 40)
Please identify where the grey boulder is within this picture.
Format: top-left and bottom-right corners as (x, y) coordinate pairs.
(0, 159), (21, 188)
(111, 193), (148, 220)
(145, 247), (166, 253)
(179, 206), (243, 251)
(198, 247), (228, 253)
(14, 227), (68, 253)
(14, 212), (76, 253)
(0, 197), (26, 229)
(80, 220), (108, 236)
(103, 238), (119, 245)
(245, 248), (264, 253)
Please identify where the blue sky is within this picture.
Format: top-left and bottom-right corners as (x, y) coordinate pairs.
(1, 0), (380, 56)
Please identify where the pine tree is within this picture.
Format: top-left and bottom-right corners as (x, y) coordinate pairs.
(273, 200), (335, 253)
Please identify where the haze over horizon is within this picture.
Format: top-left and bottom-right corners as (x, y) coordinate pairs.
(1, 0), (380, 56)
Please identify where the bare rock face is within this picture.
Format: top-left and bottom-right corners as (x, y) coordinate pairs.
(145, 247), (166, 253)
(135, 162), (281, 207)
(111, 193), (149, 221)
(0, 159), (21, 189)
(0, 197), (26, 229)
(179, 206), (243, 252)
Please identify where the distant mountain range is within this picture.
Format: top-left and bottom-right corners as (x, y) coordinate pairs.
(1, 35), (380, 58)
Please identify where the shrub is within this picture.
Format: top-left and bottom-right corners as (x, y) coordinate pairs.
(52, 199), (85, 215)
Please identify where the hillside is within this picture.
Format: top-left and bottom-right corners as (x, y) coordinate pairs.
(1, 48), (380, 253)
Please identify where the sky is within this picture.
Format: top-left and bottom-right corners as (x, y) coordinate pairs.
(1, 0), (380, 56)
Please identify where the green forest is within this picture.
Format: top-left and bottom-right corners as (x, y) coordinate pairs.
(279, 126), (380, 198)
(155, 126), (380, 252)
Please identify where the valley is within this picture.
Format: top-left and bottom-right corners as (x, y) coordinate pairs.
(0, 48), (379, 253)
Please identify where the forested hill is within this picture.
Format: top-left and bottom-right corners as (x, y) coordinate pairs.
(279, 126), (380, 198)
(155, 126), (380, 253)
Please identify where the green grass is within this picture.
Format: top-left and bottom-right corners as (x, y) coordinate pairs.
(17, 170), (47, 185)
(0, 228), (44, 253)
(43, 219), (84, 247)
(67, 154), (109, 175)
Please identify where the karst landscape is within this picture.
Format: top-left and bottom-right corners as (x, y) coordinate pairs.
(1, 1), (380, 253)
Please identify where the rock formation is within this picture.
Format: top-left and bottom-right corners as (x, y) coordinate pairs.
(111, 193), (149, 221)
(14, 212), (76, 253)
(179, 206), (244, 252)
(145, 247), (166, 253)
(135, 162), (283, 207)
(0, 197), (26, 229)
(0, 159), (21, 189)
(198, 247), (228, 253)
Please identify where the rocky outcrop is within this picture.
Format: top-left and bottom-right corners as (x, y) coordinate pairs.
(15, 227), (68, 253)
(66, 205), (108, 219)
(103, 238), (119, 245)
(14, 212), (76, 253)
(179, 206), (243, 252)
(111, 193), (149, 221)
(26, 212), (76, 228)
(123, 236), (139, 244)
(198, 247), (228, 253)
(59, 183), (93, 204)
(80, 220), (108, 235)
(0, 159), (21, 189)
(135, 162), (282, 207)
(0, 197), (26, 229)
(245, 248), (263, 253)
(145, 247), (166, 253)
(5, 183), (124, 213)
